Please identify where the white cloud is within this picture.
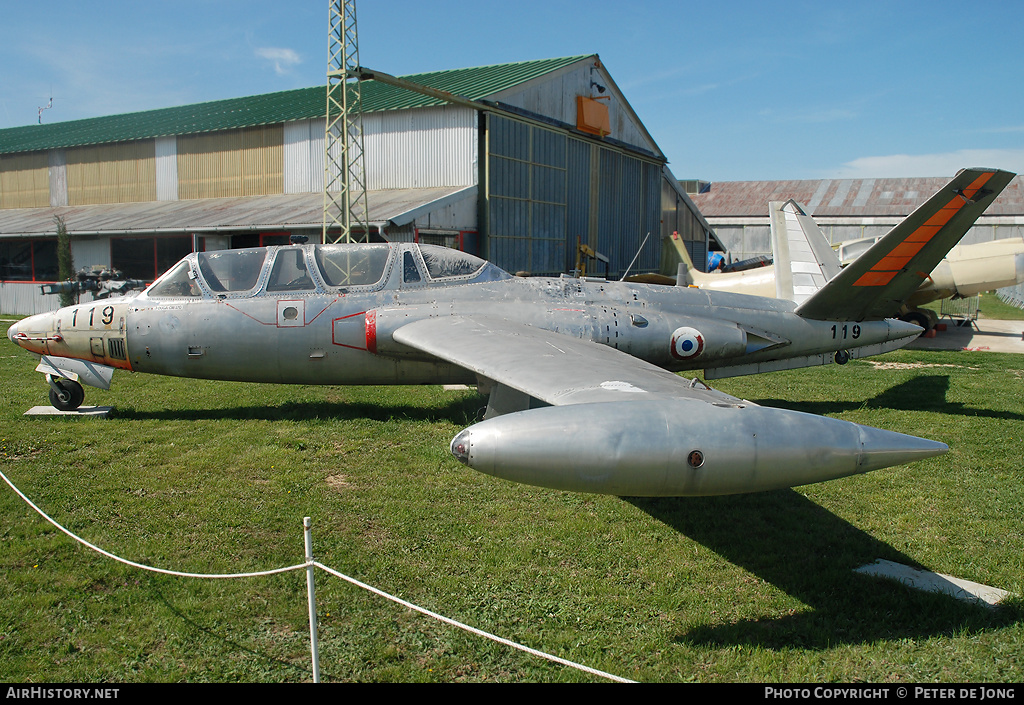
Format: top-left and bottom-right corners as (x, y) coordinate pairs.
(833, 149), (1024, 179)
(255, 47), (302, 75)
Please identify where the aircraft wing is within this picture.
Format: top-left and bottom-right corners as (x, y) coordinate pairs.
(795, 168), (1015, 321)
(397, 315), (948, 497)
(391, 315), (747, 409)
(770, 199), (843, 304)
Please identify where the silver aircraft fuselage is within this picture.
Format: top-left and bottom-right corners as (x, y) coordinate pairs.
(9, 242), (939, 497)
(9, 243), (918, 386)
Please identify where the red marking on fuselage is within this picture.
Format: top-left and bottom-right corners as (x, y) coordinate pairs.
(306, 298), (339, 325)
(330, 310), (371, 350)
(365, 309), (377, 354)
(221, 300), (274, 325)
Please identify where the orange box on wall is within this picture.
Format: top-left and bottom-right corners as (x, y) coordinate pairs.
(576, 96), (611, 137)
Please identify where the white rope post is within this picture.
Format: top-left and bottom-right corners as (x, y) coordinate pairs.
(304, 517), (321, 683)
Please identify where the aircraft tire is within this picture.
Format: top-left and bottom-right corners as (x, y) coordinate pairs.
(49, 379), (85, 411)
(900, 311), (932, 335)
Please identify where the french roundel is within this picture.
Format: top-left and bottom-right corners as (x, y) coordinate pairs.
(671, 326), (705, 360)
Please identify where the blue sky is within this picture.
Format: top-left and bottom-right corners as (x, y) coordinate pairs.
(1, 0), (1022, 182)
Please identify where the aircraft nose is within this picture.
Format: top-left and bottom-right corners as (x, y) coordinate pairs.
(6, 311), (58, 352)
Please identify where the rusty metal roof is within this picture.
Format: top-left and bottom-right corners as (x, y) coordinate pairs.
(0, 187), (475, 238)
(690, 174), (1024, 218)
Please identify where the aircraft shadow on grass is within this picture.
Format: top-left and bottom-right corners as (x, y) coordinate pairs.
(754, 374), (1024, 422)
(629, 491), (1022, 650)
(154, 588), (314, 680)
(628, 374), (1023, 649)
(109, 393), (485, 426)
(112, 376), (1023, 650)
(110, 373), (1024, 424)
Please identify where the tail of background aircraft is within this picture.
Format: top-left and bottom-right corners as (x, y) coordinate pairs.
(663, 231), (699, 285)
(795, 168), (1016, 322)
(769, 199), (842, 304)
(657, 203), (843, 301)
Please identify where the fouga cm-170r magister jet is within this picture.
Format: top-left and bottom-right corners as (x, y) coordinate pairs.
(8, 168), (1013, 497)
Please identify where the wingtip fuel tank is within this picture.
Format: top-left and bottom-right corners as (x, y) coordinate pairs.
(450, 400), (947, 496)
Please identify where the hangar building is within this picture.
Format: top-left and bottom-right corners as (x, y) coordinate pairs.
(690, 174), (1024, 262)
(0, 54), (711, 315)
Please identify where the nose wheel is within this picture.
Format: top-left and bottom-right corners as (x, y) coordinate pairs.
(47, 376), (85, 411)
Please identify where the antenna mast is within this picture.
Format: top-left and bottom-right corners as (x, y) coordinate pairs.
(38, 96), (53, 124)
(323, 0), (370, 243)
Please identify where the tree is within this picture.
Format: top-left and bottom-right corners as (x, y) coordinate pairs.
(54, 215), (75, 307)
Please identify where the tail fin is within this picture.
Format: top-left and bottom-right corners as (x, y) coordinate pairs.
(662, 230), (698, 285)
(795, 168), (1015, 321)
(769, 199), (843, 304)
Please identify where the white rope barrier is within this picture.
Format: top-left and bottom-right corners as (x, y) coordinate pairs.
(0, 467), (634, 683)
(0, 467), (305, 579)
(313, 560), (635, 682)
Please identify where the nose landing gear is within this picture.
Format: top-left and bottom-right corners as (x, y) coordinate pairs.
(46, 375), (85, 411)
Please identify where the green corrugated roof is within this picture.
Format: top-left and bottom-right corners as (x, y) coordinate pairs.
(0, 55), (591, 155)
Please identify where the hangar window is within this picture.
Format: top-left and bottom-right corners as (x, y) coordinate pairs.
(112, 236), (193, 281)
(0, 239), (57, 282)
(417, 231), (458, 249)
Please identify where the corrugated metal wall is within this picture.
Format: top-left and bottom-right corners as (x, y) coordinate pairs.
(487, 114), (567, 275)
(305, 107), (476, 196)
(598, 153), (660, 273)
(565, 139), (592, 256)
(363, 105), (476, 190)
(486, 113), (663, 277)
(177, 126), (283, 199)
(0, 152), (50, 209)
(66, 141), (157, 205)
(0, 282), (59, 316)
(491, 59), (661, 159)
(284, 119), (324, 195)
(48, 150), (67, 207)
(640, 161), (661, 273)
(155, 136), (178, 201)
(0, 281), (139, 316)
(661, 177), (708, 272)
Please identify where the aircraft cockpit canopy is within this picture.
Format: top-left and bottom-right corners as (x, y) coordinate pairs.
(145, 259), (204, 298)
(314, 244), (393, 287)
(198, 249), (268, 293)
(143, 243), (508, 299)
(419, 245), (494, 279)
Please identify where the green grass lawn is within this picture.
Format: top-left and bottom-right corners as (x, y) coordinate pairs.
(918, 291), (1024, 321)
(980, 292), (1024, 320)
(1, 317), (1021, 682)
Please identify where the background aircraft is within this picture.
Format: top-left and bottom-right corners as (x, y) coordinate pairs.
(8, 168), (1013, 497)
(837, 235), (1024, 330)
(657, 169), (1022, 332)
